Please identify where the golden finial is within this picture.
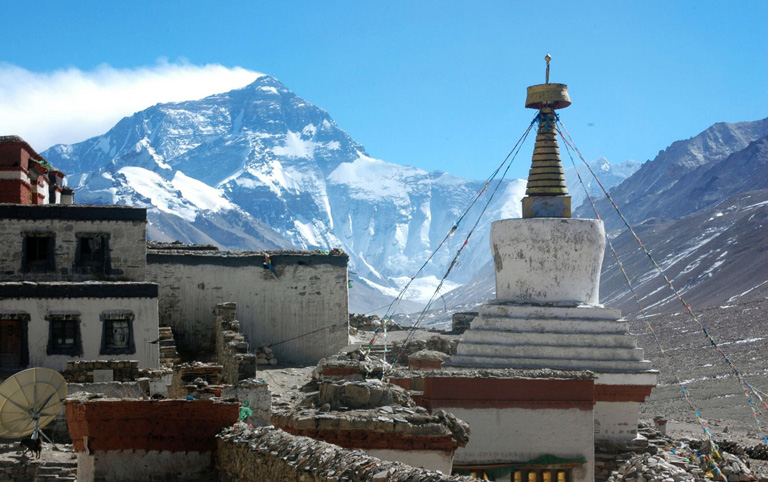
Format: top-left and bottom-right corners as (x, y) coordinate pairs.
(521, 53), (572, 218)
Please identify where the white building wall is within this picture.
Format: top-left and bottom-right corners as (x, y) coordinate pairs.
(365, 449), (453, 474)
(0, 296), (159, 370)
(146, 253), (348, 364)
(449, 407), (594, 482)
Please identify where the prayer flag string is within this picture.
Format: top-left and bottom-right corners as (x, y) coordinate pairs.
(558, 119), (768, 447)
(362, 114), (539, 362)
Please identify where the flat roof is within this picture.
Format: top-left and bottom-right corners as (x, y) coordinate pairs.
(0, 204), (147, 222)
(0, 282), (158, 299)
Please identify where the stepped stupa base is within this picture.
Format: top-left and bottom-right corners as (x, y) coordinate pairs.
(447, 302), (658, 441)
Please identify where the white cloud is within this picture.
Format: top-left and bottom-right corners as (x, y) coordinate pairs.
(0, 60), (263, 151)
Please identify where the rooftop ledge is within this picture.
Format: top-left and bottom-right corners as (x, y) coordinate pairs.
(0, 204), (147, 222)
(0, 282), (159, 299)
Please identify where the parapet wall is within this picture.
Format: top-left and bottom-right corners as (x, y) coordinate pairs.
(216, 426), (476, 482)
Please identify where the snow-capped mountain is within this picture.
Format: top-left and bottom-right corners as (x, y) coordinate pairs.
(576, 119), (768, 229)
(564, 157), (641, 211)
(43, 76), (527, 311)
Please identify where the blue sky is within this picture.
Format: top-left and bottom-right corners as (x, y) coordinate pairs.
(1, 1), (766, 180)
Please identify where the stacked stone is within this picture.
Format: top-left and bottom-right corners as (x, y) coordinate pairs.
(451, 311), (477, 334)
(390, 335), (458, 364)
(158, 326), (181, 367)
(216, 425), (477, 482)
(256, 344), (278, 366)
(62, 360), (139, 383)
(168, 362), (224, 398)
(606, 449), (759, 482)
(214, 306), (257, 383)
(607, 451), (703, 481)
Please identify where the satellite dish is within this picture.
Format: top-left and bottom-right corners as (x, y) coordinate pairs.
(0, 368), (67, 439)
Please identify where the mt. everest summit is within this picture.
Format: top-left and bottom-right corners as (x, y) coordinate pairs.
(43, 75), (634, 313)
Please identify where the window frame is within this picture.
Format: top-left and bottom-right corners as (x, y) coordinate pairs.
(100, 311), (136, 355)
(22, 231), (56, 273)
(74, 232), (111, 276)
(46, 312), (83, 357)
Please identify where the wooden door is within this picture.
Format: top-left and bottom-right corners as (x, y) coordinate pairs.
(0, 319), (22, 367)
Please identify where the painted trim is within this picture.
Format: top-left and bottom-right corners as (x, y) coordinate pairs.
(594, 384), (654, 402)
(420, 377), (595, 411)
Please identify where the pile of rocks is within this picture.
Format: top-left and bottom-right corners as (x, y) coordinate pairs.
(747, 444), (768, 461)
(348, 313), (403, 333)
(390, 335), (458, 364)
(272, 378), (470, 455)
(256, 344), (278, 366)
(606, 444), (759, 482)
(316, 379), (415, 410)
(607, 451), (704, 481)
(408, 349), (450, 370)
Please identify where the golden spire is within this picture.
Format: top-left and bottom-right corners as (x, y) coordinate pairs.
(522, 54), (572, 218)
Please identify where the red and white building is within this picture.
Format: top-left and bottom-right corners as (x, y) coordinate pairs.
(0, 135), (70, 205)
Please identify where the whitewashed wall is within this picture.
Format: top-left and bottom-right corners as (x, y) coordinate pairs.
(450, 407), (594, 482)
(147, 252), (348, 364)
(0, 289), (159, 371)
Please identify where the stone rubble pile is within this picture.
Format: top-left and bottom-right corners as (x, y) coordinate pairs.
(390, 335), (459, 364)
(746, 445), (768, 461)
(316, 379), (414, 410)
(216, 425), (477, 482)
(598, 423), (767, 482)
(607, 448), (759, 482)
(607, 451), (703, 482)
(256, 343), (278, 366)
(695, 439), (768, 462)
(348, 313), (404, 333)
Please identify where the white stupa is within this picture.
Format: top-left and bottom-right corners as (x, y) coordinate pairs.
(449, 55), (658, 442)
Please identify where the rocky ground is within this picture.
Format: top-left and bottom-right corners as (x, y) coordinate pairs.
(634, 296), (768, 444)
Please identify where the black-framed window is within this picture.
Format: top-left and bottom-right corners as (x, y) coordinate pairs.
(46, 313), (82, 356)
(100, 311), (135, 355)
(75, 233), (110, 275)
(22, 232), (55, 273)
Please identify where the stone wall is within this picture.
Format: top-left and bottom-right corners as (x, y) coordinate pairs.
(63, 360), (140, 383)
(0, 205), (147, 282)
(146, 250), (349, 364)
(216, 425), (477, 482)
(214, 303), (256, 384)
